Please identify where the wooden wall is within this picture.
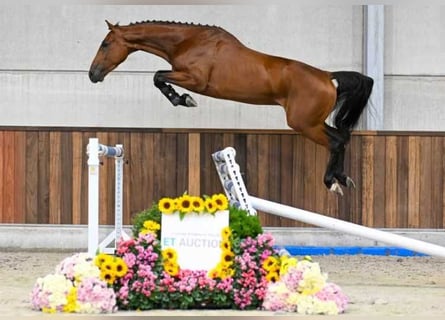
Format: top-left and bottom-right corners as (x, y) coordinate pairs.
(0, 127), (444, 229)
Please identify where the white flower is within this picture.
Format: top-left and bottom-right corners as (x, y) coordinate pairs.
(313, 299), (339, 315)
(73, 260), (100, 282)
(295, 295), (316, 314)
(40, 274), (73, 309)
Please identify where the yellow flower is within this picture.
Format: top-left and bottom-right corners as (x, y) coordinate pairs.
(101, 260), (114, 273)
(219, 266), (235, 279)
(164, 261), (179, 276)
(159, 197), (176, 214)
(220, 239), (231, 252)
(280, 257), (298, 275)
(42, 307), (56, 314)
(208, 268), (220, 279)
(94, 253), (112, 268)
(204, 198), (217, 214)
(299, 272), (326, 295)
(162, 248), (178, 262)
(221, 226), (231, 239)
(262, 256), (279, 271)
(191, 196), (205, 213)
(63, 287), (78, 313)
(114, 257), (128, 278)
(101, 271), (116, 285)
(266, 270), (280, 282)
(220, 250), (235, 266)
(143, 220), (160, 231)
(177, 194), (193, 213)
(212, 194), (229, 211)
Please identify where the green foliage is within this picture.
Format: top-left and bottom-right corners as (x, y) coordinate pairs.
(228, 206), (263, 239)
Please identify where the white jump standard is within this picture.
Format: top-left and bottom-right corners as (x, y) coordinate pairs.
(212, 147), (445, 258)
(87, 138), (130, 256)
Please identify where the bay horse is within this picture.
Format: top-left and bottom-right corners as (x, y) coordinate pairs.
(89, 20), (373, 196)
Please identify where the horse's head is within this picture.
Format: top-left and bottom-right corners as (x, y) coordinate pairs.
(89, 21), (131, 83)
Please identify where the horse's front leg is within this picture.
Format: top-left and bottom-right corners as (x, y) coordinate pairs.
(153, 70), (198, 107)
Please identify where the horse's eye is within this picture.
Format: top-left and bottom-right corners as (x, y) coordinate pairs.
(101, 41), (109, 48)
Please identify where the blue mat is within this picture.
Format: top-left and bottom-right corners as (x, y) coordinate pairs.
(281, 246), (427, 257)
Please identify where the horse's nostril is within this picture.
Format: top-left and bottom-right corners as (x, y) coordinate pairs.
(88, 69), (98, 82)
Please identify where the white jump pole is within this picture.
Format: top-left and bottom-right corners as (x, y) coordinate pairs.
(87, 138), (100, 256)
(87, 138), (129, 256)
(250, 196), (445, 258)
(212, 147), (445, 258)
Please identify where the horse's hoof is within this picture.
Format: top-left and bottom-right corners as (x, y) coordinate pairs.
(329, 182), (344, 196)
(185, 95), (198, 107)
(346, 177), (356, 189)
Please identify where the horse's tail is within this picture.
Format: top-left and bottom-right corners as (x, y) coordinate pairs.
(331, 71), (374, 132)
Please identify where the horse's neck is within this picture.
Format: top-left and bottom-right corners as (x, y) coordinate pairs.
(122, 24), (201, 62)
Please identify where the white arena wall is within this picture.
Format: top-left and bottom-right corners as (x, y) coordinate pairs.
(0, 5), (443, 130)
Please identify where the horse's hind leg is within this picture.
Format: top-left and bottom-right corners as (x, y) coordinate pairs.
(324, 124), (355, 190)
(292, 123), (344, 195)
(153, 70), (197, 107)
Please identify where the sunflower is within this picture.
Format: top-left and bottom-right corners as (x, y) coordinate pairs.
(191, 196), (205, 213)
(221, 226), (232, 239)
(94, 252), (112, 268)
(162, 247), (178, 262)
(220, 239), (231, 252)
(218, 266), (235, 279)
(114, 257), (128, 278)
(220, 250), (235, 266)
(265, 270), (280, 283)
(212, 193), (229, 211)
(177, 194), (193, 213)
(101, 260), (115, 273)
(158, 197), (176, 214)
(164, 261), (180, 276)
(204, 198), (217, 214)
(262, 256), (280, 271)
(101, 270), (117, 285)
(208, 267), (220, 279)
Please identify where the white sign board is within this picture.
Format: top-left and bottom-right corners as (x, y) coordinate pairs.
(161, 210), (229, 270)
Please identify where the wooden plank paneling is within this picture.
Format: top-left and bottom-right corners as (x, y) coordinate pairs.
(38, 131), (50, 224)
(396, 136), (409, 228)
(3, 132), (15, 223)
(0, 132), (4, 222)
(408, 136), (421, 228)
(385, 136), (398, 227)
(0, 128), (444, 230)
(419, 137), (433, 228)
(60, 131), (73, 224)
(431, 137), (443, 228)
(348, 135), (362, 225)
(361, 136), (374, 227)
(188, 133), (200, 196)
(14, 131), (26, 223)
(71, 132), (83, 224)
(372, 136), (385, 227)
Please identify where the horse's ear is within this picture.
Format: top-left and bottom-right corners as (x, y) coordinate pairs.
(105, 20), (115, 30)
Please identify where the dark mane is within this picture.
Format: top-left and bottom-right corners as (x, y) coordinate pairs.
(128, 20), (220, 29)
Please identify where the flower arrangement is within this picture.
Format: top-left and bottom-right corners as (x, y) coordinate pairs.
(30, 193), (349, 315)
(113, 194), (273, 310)
(262, 256), (349, 314)
(31, 253), (119, 314)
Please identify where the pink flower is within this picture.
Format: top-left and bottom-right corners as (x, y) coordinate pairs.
(315, 282), (349, 313)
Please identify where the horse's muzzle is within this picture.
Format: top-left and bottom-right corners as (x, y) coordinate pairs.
(88, 67), (104, 83)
